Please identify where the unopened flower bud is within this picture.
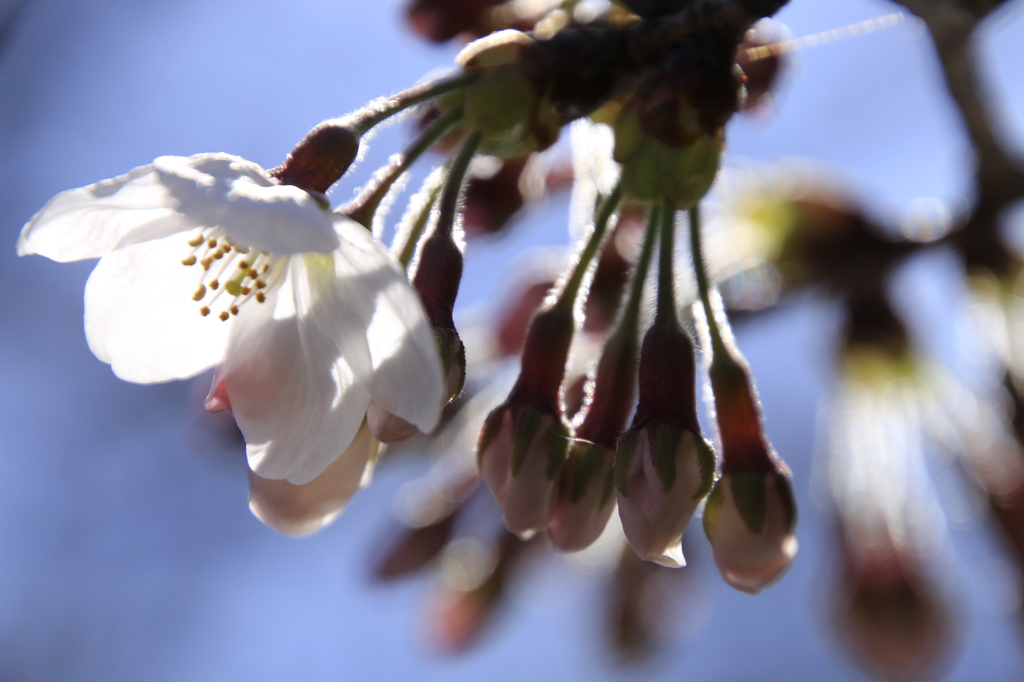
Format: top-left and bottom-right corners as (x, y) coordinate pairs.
(549, 441), (617, 551)
(834, 530), (954, 681)
(550, 327), (639, 552)
(479, 304), (575, 537)
(413, 220), (468, 402)
(247, 424), (378, 537)
(406, 0), (504, 43)
(269, 120), (361, 194)
(702, 470), (796, 593)
(703, 344), (797, 591)
(479, 402), (568, 538)
(617, 427), (716, 567)
(614, 200), (716, 566)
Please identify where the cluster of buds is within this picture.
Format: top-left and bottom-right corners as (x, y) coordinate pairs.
(252, 0), (1024, 670)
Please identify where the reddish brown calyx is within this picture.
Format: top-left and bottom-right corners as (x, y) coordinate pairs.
(269, 122), (360, 194)
(632, 313), (700, 434)
(576, 329), (640, 450)
(709, 351), (776, 475)
(507, 304), (575, 415)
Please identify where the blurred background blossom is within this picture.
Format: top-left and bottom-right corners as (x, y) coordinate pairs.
(4, 0), (1024, 680)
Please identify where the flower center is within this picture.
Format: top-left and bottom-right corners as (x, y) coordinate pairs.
(181, 228), (279, 321)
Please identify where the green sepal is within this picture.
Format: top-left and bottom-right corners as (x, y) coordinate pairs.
(651, 424), (683, 494)
(731, 472), (768, 535)
(659, 134), (721, 210)
(465, 66), (534, 144)
(476, 406), (506, 468)
(435, 327), (466, 402)
(619, 138), (662, 202)
(612, 106), (645, 163)
(510, 405), (542, 476)
(568, 441), (613, 503)
(543, 417), (570, 479)
(702, 481), (725, 541)
(613, 428), (640, 495)
(774, 472), (798, 533)
(693, 436), (717, 501)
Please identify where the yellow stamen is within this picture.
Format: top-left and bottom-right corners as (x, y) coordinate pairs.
(200, 306), (211, 317)
(182, 255), (197, 266)
(193, 285), (207, 301)
(219, 311), (230, 321)
(209, 279), (219, 290)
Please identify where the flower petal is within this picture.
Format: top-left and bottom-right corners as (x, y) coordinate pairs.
(18, 164), (198, 262)
(333, 218), (445, 434)
(248, 424), (378, 536)
(154, 154), (340, 254)
(83, 230), (231, 383)
(224, 259), (372, 485)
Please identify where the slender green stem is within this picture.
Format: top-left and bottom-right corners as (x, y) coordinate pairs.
(657, 197), (679, 326)
(353, 72), (475, 134)
(688, 204), (727, 353)
(399, 182), (442, 269)
(618, 203), (660, 335)
(435, 131), (482, 238)
(347, 105), (464, 228)
(555, 182), (625, 312)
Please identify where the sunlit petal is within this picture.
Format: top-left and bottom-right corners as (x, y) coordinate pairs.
(334, 218), (445, 433)
(248, 424), (378, 536)
(17, 164), (198, 262)
(154, 154), (340, 254)
(83, 230), (231, 383)
(224, 263), (371, 485)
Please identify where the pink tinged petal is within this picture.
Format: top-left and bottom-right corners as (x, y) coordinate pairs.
(83, 230), (231, 383)
(204, 366), (231, 413)
(705, 473), (798, 594)
(366, 401), (421, 444)
(617, 430), (705, 568)
(153, 154), (340, 255)
(548, 445), (617, 553)
(333, 218), (445, 435)
(479, 408), (559, 538)
(247, 424), (378, 536)
(223, 261), (371, 485)
(17, 164), (199, 262)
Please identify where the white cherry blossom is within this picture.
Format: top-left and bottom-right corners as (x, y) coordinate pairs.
(18, 152), (445, 491)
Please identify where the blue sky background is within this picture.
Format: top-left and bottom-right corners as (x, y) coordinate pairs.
(2, 0), (1024, 680)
